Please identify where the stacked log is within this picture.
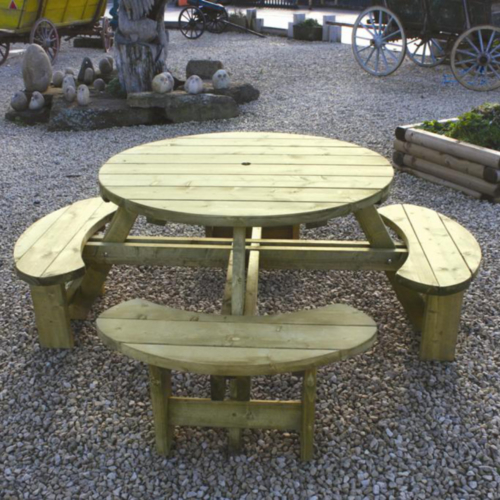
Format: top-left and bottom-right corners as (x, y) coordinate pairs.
(393, 122), (500, 203)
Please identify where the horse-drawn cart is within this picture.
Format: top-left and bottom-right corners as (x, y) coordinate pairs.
(342, 0), (500, 91)
(0, 0), (112, 66)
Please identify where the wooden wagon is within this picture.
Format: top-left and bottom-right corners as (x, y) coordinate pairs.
(0, 0), (112, 66)
(346, 0), (500, 91)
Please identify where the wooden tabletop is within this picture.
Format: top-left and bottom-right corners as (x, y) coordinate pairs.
(99, 132), (394, 227)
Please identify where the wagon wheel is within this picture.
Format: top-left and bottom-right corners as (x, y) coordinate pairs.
(0, 42), (10, 66)
(101, 17), (113, 52)
(352, 6), (406, 77)
(205, 8), (228, 34)
(407, 37), (446, 67)
(30, 18), (60, 63)
(451, 25), (500, 92)
(179, 7), (206, 40)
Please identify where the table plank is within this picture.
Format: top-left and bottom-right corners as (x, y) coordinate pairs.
(99, 174), (392, 189)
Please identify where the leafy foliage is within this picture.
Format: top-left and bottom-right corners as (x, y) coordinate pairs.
(420, 103), (500, 150)
(296, 18), (321, 28)
(107, 78), (127, 99)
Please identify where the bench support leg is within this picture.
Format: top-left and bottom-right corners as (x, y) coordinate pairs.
(228, 376), (251, 454)
(421, 292), (464, 362)
(210, 376), (226, 401)
(149, 365), (173, 456)
(301, 369), (317, 461)
(69, 207), (137, 319)
(30, 284), (73, 349)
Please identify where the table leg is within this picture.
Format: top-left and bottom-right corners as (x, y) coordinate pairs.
(354, 206), (425, 327)
(420, 292), (464, 362)
(68, 207), (137, 319)
(300, 368), (317, 461)
(149, 365), (173, 456)
(231, 226), (247, 316)
(228, 376), (251, 454)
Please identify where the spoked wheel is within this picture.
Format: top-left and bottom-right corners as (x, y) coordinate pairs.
(179, 7), (206, 40)
(0, 42), (10, 66)
(30, 18), (60, 63)
(101, 17), (113, 52)
(205, 8), (228, 34)
(451, 25), (500, 91)
(352, 6), (406, 77)
(407, 37), (446, 67)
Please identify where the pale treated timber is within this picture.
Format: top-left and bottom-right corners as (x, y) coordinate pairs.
(210, 376), (226, 401)
(149, 366), (173, 456)
(355, 206), (426, 332)
(99, 132), (393, 229)
(379, 204), (481, 296)
(394, 139), (500, 183)
(14, 198), (117, 287)
(228, 376), (251, 453)
(122, 146), (383, 157)
(394, 159), (486, 200)
(168, 398), (302, 431)
(100, 173), (394, 190)
(231, 227), (247, 316)
(420, 292), (465, 362)
(399, 154), (500, 197)
(244, 227), (262, 317)
(31, 284), (73, 348)
(399, 127), (500, 169)
(354, 206), (395, 249)
(301, 369), (317, 461)
(82, 240), (407, 272)
(68, 207), (138, 319)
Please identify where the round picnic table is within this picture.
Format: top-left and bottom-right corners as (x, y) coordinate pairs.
(98, 132), (394, 228)
(96, 131), (394, 458)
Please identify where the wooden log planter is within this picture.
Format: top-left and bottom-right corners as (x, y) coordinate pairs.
(393, 121), (500, 203)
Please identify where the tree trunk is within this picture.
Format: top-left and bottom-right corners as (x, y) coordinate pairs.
(115, 42), (166, 94)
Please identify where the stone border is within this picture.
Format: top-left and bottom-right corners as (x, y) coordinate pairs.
(393, 120), (500, 203)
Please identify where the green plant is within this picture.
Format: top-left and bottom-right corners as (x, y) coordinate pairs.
(420, 103), (500, 150)
(296, 18), (321, 29)
(107, 78), (127, 99)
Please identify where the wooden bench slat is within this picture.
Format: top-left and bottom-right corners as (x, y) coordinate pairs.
(97, 318), (376, 350)
(379, 204), (439, 291)
(97, 299), (377, 376)
(404, 205), (471, 290)
(439, 214), (482, 278)
(379, 204), (481, 296)
(99, 299), (376, 326)
(15, 198), (117, 286)
(122, 344), (339, 377)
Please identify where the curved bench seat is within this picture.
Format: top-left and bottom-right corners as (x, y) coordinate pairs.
(378, 204), (481, 296)
(14, 198), (118, 348)
(14, 197), (118, 286)
(97, 299), (377, 377)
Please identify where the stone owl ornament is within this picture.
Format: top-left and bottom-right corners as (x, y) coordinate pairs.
(184, 75), (204, 95)
(29, 91), (45, 111)
(64, 85), (76, 103)
(212, 69), (230, 90)
(152, 72), (174, 94)
(77, 85), (90, 106)
(62, 75), (76, 93)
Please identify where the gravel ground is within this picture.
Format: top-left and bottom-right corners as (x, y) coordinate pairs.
(1, 32), (500, 500)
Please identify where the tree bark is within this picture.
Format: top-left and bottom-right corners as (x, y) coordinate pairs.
(115, 42), (166, 93)
(114, 0), (168, 94)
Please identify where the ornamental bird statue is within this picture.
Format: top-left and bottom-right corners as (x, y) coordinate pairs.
(114, 0), (169, 93)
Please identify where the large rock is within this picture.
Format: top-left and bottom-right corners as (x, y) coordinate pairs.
(22, 45), (52, 92)
(49, 92), (164, 131)
(186, 60), (223, 80)
(203, 82), (260, 104)
(127, 91), (239, 123)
